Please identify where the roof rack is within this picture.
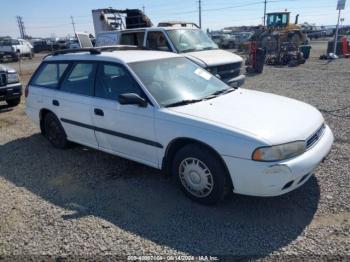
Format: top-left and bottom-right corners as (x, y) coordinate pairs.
(44, 45), (148, 59)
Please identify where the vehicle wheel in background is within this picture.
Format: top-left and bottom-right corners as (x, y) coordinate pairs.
(44, 112), (68, 149)
(6, 98), (21, 107)
(172, 144), (231, 205)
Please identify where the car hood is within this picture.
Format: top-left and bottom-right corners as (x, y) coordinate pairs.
(0, 64), (15, 73)
(184, 49), (243, 67)
(168, 89), (324, 145)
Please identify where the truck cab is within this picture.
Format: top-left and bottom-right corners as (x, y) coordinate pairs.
(95, 27), (245, 87)
(0, 38), (33, 62)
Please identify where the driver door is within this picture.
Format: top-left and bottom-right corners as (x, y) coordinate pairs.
(91, 62), (159, 167)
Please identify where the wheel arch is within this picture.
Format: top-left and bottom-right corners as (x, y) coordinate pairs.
(162, 137), (233, 188)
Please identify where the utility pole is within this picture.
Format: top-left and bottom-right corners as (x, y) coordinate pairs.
(333, 0), (346, 55)
(16, 16), (27, 39)
(333, 9), (341, 55)
(198, 0), (202, 28)
(263, 0), (267, 26)
(70, 15), (76, 35)
(142, 5), (145, 14)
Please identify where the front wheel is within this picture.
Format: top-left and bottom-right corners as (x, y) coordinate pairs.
(172, 144), (231, 205)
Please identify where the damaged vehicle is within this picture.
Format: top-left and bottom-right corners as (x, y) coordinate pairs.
(0, 64), (22, 107)
(95, 26), (245, 87)
(26, 48), (333, 205)
(91, 10), (245, 88)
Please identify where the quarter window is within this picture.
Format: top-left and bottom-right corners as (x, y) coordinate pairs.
(60, 63), (96, 96)
(120, 32), (145, 46)
(31, 63), (68, 88)
(95, 63), (142, 100)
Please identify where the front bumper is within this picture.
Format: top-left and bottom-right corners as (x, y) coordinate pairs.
(0, 83), (22, 101)
(0, 52), (18, 61)
(225, 74), (245, 88)
(223, 125), (334, 197)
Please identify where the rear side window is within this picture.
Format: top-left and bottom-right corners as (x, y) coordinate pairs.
(31, 63), (68, 88)
(60, 63), (96, 96)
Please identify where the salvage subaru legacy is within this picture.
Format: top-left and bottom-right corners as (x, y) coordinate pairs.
(25, 47), (334, 204)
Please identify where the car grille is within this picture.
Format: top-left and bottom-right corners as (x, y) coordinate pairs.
(0, 73), (6, 87)
(207, 62), (242, 80)
(306, 124), (326, 149)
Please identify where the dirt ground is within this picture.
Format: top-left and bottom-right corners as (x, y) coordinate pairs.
(0, 41), (349, 260)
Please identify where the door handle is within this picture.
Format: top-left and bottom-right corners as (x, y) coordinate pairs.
(52, 100), (59, 106)
(94, 108), (104, 116)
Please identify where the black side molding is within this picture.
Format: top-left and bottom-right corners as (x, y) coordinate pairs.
(60, 118), (163, 148)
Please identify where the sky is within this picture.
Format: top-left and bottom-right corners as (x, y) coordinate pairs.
(0, 0), (349, 38)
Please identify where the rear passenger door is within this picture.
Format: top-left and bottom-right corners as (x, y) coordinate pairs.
(91, 62), (158, 167)
(56, 62), (98, 148)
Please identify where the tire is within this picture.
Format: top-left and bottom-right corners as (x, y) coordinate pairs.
(44, 112), (68, 149)
(172, 144), (231, 205)
(6, 98), (21, 107)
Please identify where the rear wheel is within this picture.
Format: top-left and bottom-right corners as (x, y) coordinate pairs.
(44, 112), (68, 149)
(6, 98), (21, 107)
(172, 144), (231, 205)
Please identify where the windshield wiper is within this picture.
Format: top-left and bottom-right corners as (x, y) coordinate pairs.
(165, 98), (203, 108)
(181, 48), (197, 53)
(202, 47), (217, 50)
(207, 87), (236, 98)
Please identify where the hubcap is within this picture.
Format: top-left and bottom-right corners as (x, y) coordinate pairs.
(179, 158), (214, 198)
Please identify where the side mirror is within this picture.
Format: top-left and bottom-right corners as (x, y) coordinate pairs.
(118, 93), (148, 107)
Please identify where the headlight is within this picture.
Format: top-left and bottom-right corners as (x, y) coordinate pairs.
(252, 141), (306, 162)
(7, 73), (19, 84)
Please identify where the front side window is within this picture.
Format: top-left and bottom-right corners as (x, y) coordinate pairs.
(146, 31), (171, 51)
(95, 63), (142, 100)
(166, 29), (218, 53)
(31, 63), (69, 88)
(60, 63), (96, 96)
(129, 57), (229, 107)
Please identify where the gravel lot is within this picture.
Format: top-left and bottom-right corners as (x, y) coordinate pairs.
(0, 41), (349, 260)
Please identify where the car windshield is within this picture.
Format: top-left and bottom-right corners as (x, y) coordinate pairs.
(129, 57), (230, 107)
(166, 29), (218, 53)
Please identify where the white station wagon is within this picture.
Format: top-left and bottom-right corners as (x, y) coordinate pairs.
(25, 47), (334, 204)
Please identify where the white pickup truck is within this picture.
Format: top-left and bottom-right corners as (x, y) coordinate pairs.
(94, 27), (245, 87)
(0, 38), (33, 62)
